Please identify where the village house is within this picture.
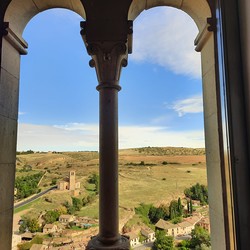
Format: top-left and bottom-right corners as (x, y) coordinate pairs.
(43, 224), (58, 234)
(140, 227), (155, 242)
(58, 214), (75, 224)
(125, 232), (140, 247)
(155, 219), (180, 237)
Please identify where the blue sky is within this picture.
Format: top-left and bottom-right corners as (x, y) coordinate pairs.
(17, 7), (204, 151)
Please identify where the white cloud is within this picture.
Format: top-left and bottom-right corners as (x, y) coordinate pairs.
(18, 112), (26, 116)
(17, 122), (204, 151)
(17, 123), (99, 152)
(150, 115), (173, 125)
(131, 8), (201, 78)
(171, 95), (203, 116)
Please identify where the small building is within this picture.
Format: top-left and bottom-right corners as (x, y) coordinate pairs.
(140, 227), (155, 242)
(125, 232), (140, 247)
(59, 214), (75, 224)
(43, 224), (58, 234)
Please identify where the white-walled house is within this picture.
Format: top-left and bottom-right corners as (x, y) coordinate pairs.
(140, 227), (155, 242)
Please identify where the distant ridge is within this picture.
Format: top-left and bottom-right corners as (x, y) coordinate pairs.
(128, 146), (205, 156)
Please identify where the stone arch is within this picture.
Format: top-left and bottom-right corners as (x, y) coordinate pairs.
(128, 1), (234, 250)
(4, 0), (86, 38)
(128, 0), (211, 32)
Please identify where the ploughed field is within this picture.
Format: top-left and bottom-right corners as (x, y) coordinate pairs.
(15, 147), (207, 221)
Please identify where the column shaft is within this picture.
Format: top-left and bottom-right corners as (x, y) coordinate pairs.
(98, 86), (119, 242)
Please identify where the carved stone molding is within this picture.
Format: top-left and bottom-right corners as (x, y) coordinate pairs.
(194, 17), (215, 52)
(2, 22), (28, 55)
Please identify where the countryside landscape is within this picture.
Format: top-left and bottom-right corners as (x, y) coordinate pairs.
(13, 147), (209, 250)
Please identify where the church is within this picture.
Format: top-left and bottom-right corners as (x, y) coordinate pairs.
(58, 170), (81, 196)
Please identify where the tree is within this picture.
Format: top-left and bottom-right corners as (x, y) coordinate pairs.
(88, 173), (99, 194)
(19, 220), (28, 233)
(189, 225), (211, 249)
(190, 200), (193, 214)
(63, 200), (76, 215)
(27, 218), (40, 233)
(187, 199), (193, 215)
(153, 230), (174, 250)
(43, 210), (60, 224)
(178, 198), (183, 216)
(72, 197), (82, 211)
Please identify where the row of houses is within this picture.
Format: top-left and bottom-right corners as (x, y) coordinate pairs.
(43, 215), (99, 235)
(155, 216), (210, 237)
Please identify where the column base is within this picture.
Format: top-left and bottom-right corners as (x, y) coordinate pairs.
(86, 235), (130, 250)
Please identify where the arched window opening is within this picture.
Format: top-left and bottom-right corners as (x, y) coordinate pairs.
(119, 7), (209, 247)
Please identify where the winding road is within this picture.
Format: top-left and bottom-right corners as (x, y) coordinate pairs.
(14, 185), (57, 209)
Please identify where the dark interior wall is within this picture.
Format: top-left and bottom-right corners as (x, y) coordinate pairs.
(238, 0), (250, 168)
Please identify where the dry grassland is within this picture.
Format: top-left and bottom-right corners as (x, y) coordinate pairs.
(15, 147), (207, 223)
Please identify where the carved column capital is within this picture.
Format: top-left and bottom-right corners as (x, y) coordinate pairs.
(80, 20), (133, 89)
(87, 42), (128, 89)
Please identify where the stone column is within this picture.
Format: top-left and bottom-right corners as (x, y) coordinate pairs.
(83, 40), (129, 249)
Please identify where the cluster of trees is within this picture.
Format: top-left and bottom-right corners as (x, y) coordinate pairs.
(15, 172), (43, 199)
(82, 193), (96, 206)
(43, 209), (62, 224)
(169, 198), (183, 220)
(184, 183), (208, 205)
(16, 150), (35, 155)
(153, 230), (174, 250)
(64, 197), (82, 215)
(19, 217), (40, 233)
(135, 198), (183, 226)
(177, 225), (211, 250)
